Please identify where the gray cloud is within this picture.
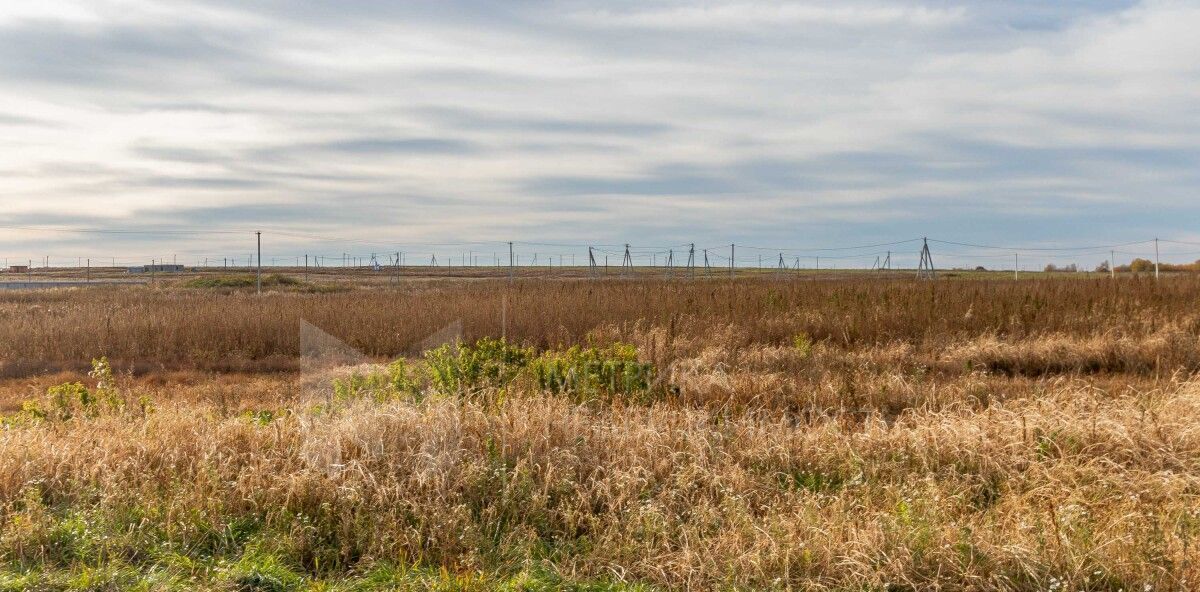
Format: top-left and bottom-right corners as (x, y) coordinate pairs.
(307, 137), (479, 155)
(416, 106), (673, 137)
(1, 0), (1199, 268)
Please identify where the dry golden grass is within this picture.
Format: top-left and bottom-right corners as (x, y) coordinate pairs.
(2, 275), (1198, 376)
(1, 276), (1199, 590)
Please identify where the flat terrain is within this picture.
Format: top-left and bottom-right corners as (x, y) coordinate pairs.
(1, 274), (1198, 590)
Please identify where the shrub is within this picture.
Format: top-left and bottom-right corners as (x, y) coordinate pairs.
(425, 337), (532, 395)
(530, 343), (655, 403)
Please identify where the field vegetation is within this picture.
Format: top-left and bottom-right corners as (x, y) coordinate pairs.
(1, 276), (1199, 590)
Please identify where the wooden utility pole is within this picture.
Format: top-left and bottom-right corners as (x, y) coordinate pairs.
(1154, 238), (1160, 280)
(688, 243), (695, 279)
(256, 231), (262, 294)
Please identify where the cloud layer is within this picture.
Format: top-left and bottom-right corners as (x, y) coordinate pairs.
(1, 0), (1198, 267)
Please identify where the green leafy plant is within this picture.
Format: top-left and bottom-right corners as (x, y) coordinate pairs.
(792, 333), (813, 358)
(332, 359), (423, 403)
(425, 337), (532, 395)
(17, 357), (142, 423)
(530, 343), (656, 403)
(88, 356), (124, 412)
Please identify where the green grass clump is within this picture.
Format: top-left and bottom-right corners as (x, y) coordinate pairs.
(221, 550), (306, 592)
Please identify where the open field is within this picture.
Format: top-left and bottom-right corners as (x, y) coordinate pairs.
(2, 275), (1199, 590)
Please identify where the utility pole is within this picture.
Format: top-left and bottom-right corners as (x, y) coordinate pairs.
(1014, 253), (1018, 281)
(508, 242), (514, 280)
(688, 243), (695, 279)
(256, 231), (262, 294)
(1111, 250), (1116, 279)
(1154, 238), (1160, 280)
(916, 237), (936, 280)
(87, 259), (90, 283)
(729, 244), (735, 279)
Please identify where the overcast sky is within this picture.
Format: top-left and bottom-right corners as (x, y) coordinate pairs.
(2, 0), (1199, 268)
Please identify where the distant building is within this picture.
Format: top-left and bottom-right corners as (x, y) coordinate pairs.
(127, 264), (186, 274)
(7, 265), (29, 273)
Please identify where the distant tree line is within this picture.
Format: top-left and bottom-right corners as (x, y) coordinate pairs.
(1042, 259), (1200, 273)
(1119, 258), (1200, 273)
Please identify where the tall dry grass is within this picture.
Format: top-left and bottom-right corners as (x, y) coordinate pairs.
(2, 379), (1198, 589)
(2, 275), (1199, 377)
